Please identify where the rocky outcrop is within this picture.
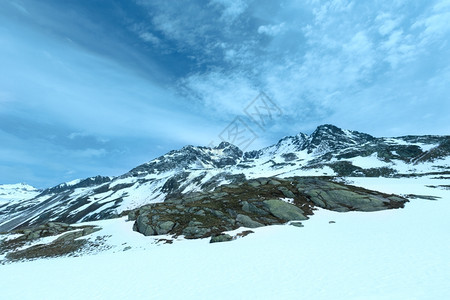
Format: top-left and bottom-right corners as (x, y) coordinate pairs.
(210, 234), (233, 243)
(129, 176), (407, 239)
(0, 222), (101, 262)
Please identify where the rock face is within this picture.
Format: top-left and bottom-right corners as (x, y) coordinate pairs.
(129, 176), (407, 239)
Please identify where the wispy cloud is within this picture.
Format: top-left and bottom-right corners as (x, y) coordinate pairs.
(1, 0), (449, 187)
(210, 0), (249, 21)
(175, 0), (450, 138)
(258, 23), (286, 36)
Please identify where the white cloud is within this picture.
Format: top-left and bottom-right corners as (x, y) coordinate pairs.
(139, 32), (160, 45)
(179, 0), (450, 139)
(181, 71), (259, 117)
(413, 0), (450, 45)
(257, 23), (286, 36)
(3, 0), (450, 186)
(75, 148), (107, 158)
(209, 0), (248, 20)
(68, 132), (88, 140)
(375, 13), (402, 36)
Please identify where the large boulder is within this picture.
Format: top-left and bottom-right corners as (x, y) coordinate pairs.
(263, 199), (308, 221)
(236, 214), (264, 228)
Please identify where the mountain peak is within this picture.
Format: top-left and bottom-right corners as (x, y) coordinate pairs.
(315, 124), (342, 132)
(308, 124), (375, 153)
(216, 141), (232, 149)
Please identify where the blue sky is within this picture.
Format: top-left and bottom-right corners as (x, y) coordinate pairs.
(1, 0), (449, 188)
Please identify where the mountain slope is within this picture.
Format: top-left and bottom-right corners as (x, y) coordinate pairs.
(0, 124), (448, 232)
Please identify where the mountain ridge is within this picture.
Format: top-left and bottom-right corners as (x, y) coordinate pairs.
(0, 124), (448, 232)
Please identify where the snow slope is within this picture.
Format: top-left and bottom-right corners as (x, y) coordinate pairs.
(1, 176), (449, 300)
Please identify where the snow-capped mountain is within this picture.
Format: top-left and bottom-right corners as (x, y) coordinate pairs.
(0, 183), (41, 204)
(0, 124), (448, 232)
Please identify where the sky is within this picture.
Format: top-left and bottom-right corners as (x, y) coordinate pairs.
(1, 0), (449, 188)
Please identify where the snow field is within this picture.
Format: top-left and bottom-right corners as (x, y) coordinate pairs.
(1, 176), (449, 300)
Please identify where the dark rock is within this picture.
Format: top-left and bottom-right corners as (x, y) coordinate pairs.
(268, 180), (281, 185)
(263, 199), (308, 221)
(210, 234), (233, 243)
(227, 209), (237, 218)
(248, 181), (261, 187)
(277, 186), (296, 198)
(241, 201), (268, 215)
(236, 214), (264, 228)
(55, 230), (84, 242)
(155, 221), (175, 235)
(182, 226), (210, 239)
(290, 222), (304, 227)
(82, 226), (101, 235)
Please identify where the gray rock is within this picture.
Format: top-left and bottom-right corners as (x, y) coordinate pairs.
(210, 192), (229, 199)
(182, 226), (210, 238)
(55, 230), (83, 242)
(268, 179), (281, 185)
(257, 178), (269, 185)
(305, 191), (326, 207)
(241, 201), (268, 215)
(277, 187), (296, 198)
(26, 231), (41, 240)
(155, 221), (175, 235)
(227, 209), (237, 218)
(236, 214), (264, 228)
(136, 215), (157, 236)
(303, 183), (394, 211)
(210, 234), (233, 243)
(142, 225), (156, 236)
(209, 209), (226, 219)
(248, 181), (261, 187)
(188, 220), (203, 226)
(290, 222), (304, 227)
(263, 199), (308, 221)
(194, 209), (206, 216)
(81, 226), (101, 236)
(128, 211), (138, 221)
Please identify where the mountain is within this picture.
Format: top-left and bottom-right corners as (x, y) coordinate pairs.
(0, 124), (448, 232)
(0, 183), (41, 204)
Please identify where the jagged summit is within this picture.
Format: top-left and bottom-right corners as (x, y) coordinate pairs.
(307, 124), (375, 154)
(128, 141), (244, 177)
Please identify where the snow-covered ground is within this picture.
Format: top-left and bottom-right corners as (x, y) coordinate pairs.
(1, 176), (449, 300)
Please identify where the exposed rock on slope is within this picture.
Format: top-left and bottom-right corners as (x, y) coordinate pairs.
(129, 177), (407, 239)
(0, 222), (101, 262)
